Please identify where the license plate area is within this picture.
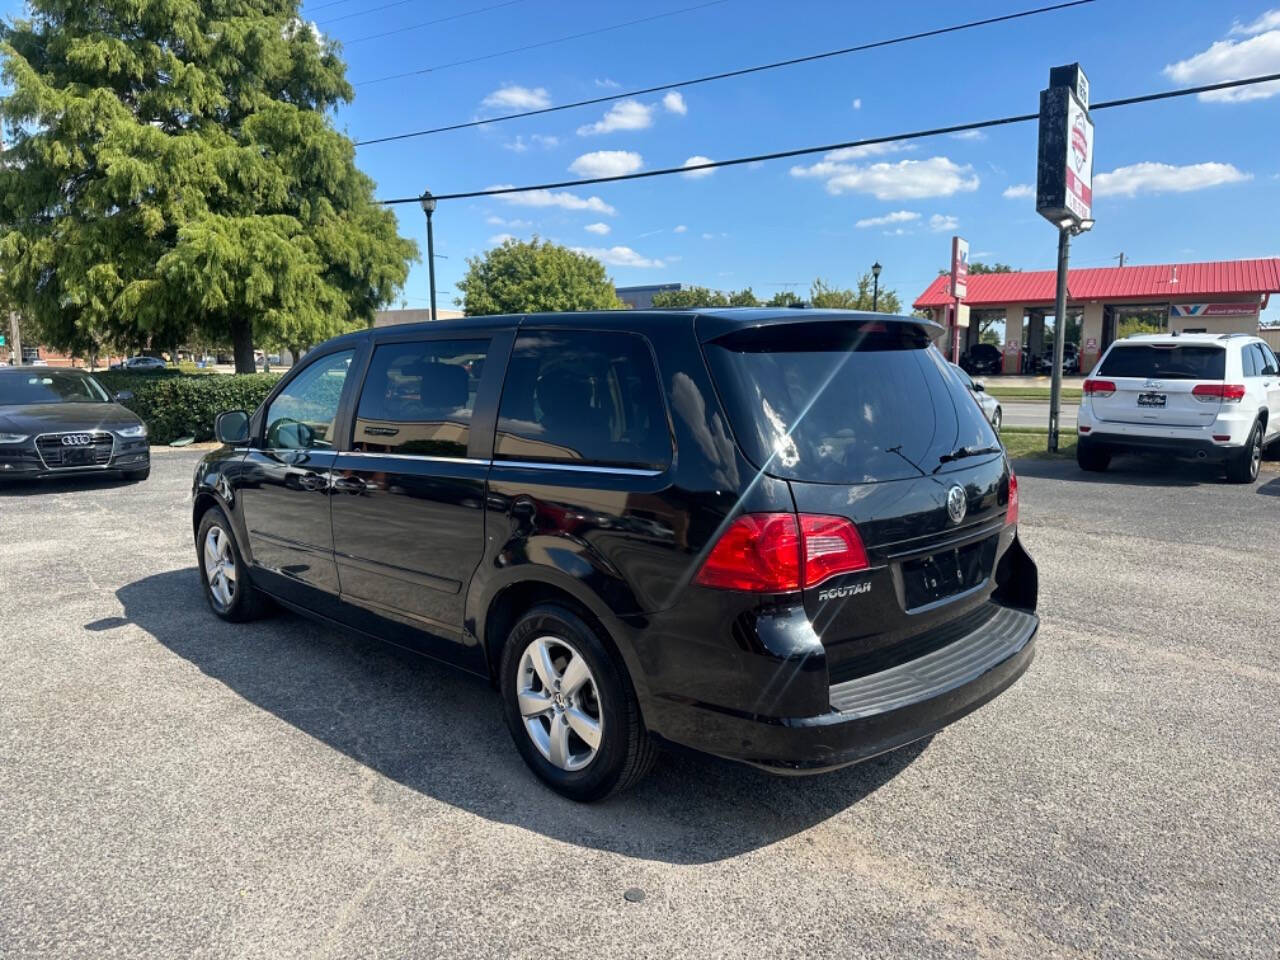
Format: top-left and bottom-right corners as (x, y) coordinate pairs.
(1137, 392), (1166, 408)
(901, 536), (995, 609)
(61, 447), (97, 466)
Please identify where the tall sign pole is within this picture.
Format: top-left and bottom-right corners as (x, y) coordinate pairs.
(950, 235), (969, 364)
(1036, 63), (1094, 452)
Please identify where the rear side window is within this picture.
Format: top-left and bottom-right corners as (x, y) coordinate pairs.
(1242, 344), (1261, 377)
(1097, 344), (1226, 380)
(1261, 343), (1280, 375)
(703, 321), (997, 484)
(495, 330), (671, 470)
(353, 340), (488, 457)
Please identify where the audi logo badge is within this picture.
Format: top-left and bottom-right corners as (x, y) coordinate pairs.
(61, 434), (94, 447)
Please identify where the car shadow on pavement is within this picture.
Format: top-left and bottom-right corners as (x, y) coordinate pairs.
(110, 568), (929, 865)
(1256, 476), (1280, 498)
(1010, 455), (1233, 487)
(0, 474), (136, 496)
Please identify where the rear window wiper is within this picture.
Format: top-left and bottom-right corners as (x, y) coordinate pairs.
(934, 444), (1001, 472)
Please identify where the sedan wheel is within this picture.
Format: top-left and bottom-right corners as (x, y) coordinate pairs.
(204, 525), (237, 609)
(516, 635), (603, 772)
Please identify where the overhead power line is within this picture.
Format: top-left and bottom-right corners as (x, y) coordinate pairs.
(375, 72), (1280, 206)
(353, 0), (731, 86)
(354, 0), (1096, 147)
(318, 0), (429, 28)
(338, 0), (528, 43)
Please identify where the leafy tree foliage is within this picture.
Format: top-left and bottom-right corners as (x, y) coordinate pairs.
(0, 1), (416, 372)
(766, 290), (803, 307)
(809, 275), (901, 313)
(457, 238), (623, 315)
(968, 261), (1016, 275)
(650, 285), (761, 308)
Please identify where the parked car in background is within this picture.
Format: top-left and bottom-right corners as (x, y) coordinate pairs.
(0, 367), (150, 481)
(952, 362), (1002, 430)
(960, 342), (1002, 376)
(192, 309), (1038, 801)
(111, 356), (167, 372)
(1076, 333), (1280, 483)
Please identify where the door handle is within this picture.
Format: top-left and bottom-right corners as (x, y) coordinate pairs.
(332, 476), (368, 494)
(297, 472), (327, 492)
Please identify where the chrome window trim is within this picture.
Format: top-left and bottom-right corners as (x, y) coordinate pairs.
(335, 451), (491, 467)
(492, 458), (663, 478)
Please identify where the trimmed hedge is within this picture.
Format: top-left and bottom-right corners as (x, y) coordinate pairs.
(91, 370), (281, 445)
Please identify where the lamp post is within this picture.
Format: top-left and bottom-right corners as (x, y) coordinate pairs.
(871, 261), (882, 311)
(420, 190), (438, 321)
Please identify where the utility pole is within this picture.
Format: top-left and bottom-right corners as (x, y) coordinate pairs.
(1114, 252), (1125, 267)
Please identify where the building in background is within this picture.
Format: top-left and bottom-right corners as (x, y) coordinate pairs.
(374, 307), (466, 327)
(914, 258), (1280, 373)
(616, 283), (683, 310)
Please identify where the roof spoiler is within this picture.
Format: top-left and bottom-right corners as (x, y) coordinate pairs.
(697, 310), (945, 344)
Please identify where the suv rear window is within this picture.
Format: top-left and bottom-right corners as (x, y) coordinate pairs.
(703, 320), (998, 484)
(1097, 344), (1226, 380)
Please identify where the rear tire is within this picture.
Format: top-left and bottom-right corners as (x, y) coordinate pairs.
(1076, 440), (1110, 472)
(1225, 421), (1262, 484)
(500, 603), (655, 802)
(196, 506), (272, 622)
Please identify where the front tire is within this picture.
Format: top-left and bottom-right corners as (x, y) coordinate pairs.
(500, 603), (655, 802)
(1076, 440), (1111, 472)
(1225, 421), (1263, 484)
(196, 507), (272, 621)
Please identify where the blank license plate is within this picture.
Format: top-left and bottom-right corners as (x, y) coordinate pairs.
(62, 447), (96, 466)
(1137, 392), (1166, 408)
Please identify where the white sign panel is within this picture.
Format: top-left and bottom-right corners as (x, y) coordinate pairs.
(950, 236), (969, 299)
(1064, 96), (1093, 222)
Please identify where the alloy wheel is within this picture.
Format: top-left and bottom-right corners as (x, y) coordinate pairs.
(516, 636), (603, 771)
(204, 525), (237, 609)
(1251, 428), (1262, 479)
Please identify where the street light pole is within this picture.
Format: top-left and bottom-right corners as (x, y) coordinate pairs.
(420, 190), (438, 321)
(1048, 217), (1092, 452)
(871, 261), (882, 311)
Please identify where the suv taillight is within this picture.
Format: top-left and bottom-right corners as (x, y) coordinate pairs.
(1083, 378), (1116, 397)
(1192, 383), (1246, 403)
(1006, 470), (1019, 527)
(694, 512), (869, 592)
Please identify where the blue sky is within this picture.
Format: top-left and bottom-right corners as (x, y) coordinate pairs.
(7, 0), (1280, 321)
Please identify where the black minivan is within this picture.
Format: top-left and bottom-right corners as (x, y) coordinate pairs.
(193, 309), (1037, 800)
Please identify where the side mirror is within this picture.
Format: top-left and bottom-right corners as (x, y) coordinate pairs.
(972, 381), (986, 392)
(115, 390), (134, 402)
(214, 410), (250, 445)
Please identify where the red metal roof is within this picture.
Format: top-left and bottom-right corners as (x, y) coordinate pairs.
(913, 258), (1280, 309)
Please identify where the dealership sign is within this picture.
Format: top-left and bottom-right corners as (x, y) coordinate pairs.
(950, 235), (969, 299)
(1170, 303), (1259, 318)
(1036, 64), (1095, 227)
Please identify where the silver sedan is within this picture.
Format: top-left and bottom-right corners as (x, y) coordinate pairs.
(950, 362), (1002, 431)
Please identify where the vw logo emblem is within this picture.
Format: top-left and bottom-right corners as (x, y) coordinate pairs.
(61, 434), (93, 447)
(946, 485), (967, 524)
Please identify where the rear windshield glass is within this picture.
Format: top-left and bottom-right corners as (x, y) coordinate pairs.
(703, 321), (999, 484)
(1098, 344), (1225, 380)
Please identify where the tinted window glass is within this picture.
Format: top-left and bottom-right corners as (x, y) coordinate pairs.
(1242, 344), (1261, 377)
(0, 372), (109, 404)
(1260, 343), (1280, 375)
(264, 350), (353, 450)
(496, 331), (670, 470)
(704, 321), (998, 484)
(1097, 345), (1226, 380)
(353, 340), (488, 457)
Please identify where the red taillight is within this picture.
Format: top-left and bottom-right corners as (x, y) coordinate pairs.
(694, 512), (869, 593)
(1006, 470), (1019, 527)
(1192, 383), (1246, 403)
(1083, 378), (1116, 397)
(799, 514), (869, 588)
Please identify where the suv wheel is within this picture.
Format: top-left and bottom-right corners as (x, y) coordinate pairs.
(197, 507), (271, 621)
(500, 603), (655, 801)
(1226, 421), (1263, 484)
(1076, 439), (1110, 472)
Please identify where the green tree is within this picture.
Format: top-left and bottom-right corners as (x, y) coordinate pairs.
(457, 238), (623, 315)
(766, 290), (803, 307)
(0, 1), (416, 373)
(651, 286), (761, 308)
(968, 262), (1016, 275)
(809, 275), (901, 313)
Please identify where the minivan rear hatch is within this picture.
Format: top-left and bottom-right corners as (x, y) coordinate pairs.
(701, 315), (1014, 673)
(1089, 342), (1226, 426)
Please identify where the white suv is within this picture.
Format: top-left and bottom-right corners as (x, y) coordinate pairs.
(1076, 333), (1280, 483)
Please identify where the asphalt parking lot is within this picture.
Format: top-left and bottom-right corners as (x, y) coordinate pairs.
(2, 451), (1278, 959)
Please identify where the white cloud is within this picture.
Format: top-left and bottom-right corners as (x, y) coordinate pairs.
(929, 214), (959, 232)
(851, 97), (862, 110)
(594, 77), (621, 88)
(701, 233), (715, 240)
(1093, 161), (1252, 197)
(569, 150), (644, 178)
(951, 129), (986, 141)
(790, 154), (979, 200)
(573, 245), (664, 268)
(821, 140), (914, 162)
(577, 99), (654, 135)
(1002, 183), (1035, 199)
(490, 185), (617, 215)
(662, 91), (687, 115)
(1164, 18), (1280, 101)
(584, 222), (611, 235)
(674, 224), (688, 233)
(488, 233), (516, 245)
(485, 215), (532, 228)
(681, 156), (715, 179)
(482, 85), (551, 110)
(503, 134), (558, 152)
(883, 228), (910, 237)
(854, 210), (920, 228)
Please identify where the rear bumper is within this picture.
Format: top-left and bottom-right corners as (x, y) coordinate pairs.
(1080, 431), (1237, 462)
(648, 604), (1037, 773)
(1076, 400), (1254, 462)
